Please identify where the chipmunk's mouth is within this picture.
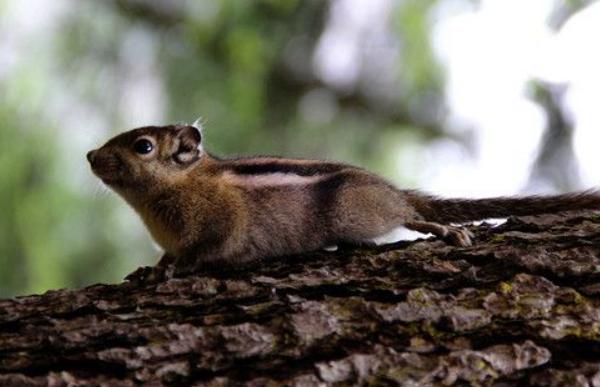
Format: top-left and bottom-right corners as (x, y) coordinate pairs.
(95, 173), (122, 186)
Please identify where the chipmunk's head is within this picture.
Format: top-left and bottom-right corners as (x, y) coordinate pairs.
(87, 124), (203, 190)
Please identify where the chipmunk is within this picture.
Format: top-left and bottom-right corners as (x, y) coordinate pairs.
(87, 122), (600, 272)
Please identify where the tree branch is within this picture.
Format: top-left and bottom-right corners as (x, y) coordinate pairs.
(2, 212), (600, 385)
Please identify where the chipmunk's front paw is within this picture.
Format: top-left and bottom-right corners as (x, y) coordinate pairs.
(125, 265), (167, 284)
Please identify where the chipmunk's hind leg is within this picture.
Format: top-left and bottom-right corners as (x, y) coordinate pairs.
(324, 173), (475, 247)
(404, 220), (474, 247)
(329, 181), (413, 245)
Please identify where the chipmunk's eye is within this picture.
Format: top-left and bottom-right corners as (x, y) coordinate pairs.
(133, 138), (154, 155)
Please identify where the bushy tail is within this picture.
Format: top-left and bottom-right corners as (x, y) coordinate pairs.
(405, 190), (600, 224)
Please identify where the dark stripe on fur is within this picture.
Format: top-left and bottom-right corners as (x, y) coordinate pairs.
(312, 172), (348, 228)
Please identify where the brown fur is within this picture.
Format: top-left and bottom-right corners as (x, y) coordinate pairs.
(88, 124), (600, 271)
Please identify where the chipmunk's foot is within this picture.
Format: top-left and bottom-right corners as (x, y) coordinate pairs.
(125, 265), (167, 284)
(444, 226), (475, 247)
(404, 221), (475, 247)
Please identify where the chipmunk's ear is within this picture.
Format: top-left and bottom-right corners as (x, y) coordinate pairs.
(173, 126), (202, 165)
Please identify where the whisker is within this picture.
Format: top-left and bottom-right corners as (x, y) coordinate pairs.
(92, 181), (110, 198)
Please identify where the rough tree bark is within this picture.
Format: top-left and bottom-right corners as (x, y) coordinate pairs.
(3, 212), (600, 386)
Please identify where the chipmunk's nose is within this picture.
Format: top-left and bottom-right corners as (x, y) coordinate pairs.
(87, 150), (97, 164)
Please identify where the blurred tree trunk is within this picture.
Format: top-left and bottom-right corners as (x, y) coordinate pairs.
(527, 81), (581, 192)
(3, 212), (600, 385)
